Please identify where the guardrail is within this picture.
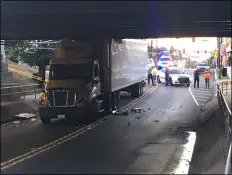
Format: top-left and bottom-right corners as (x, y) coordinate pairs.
(219, 81), (232, 94)
(217, 82), (231, 175)
(1, 84), (42, 103)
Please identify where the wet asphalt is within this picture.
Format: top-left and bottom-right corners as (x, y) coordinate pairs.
(1, 81), (203, 174)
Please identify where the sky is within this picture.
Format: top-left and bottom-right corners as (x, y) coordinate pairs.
(147, 37), (218, 55)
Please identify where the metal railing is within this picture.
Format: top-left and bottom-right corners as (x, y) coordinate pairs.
(219, 81), (232, 94)
(217, 82), (232, 175)
(1, 84), (42, 104)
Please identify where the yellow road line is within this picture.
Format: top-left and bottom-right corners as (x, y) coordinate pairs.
(8, 67), (48, 82)
(1, 84), (160, 170)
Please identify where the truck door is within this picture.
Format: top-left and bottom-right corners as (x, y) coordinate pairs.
(93, 61), (101, 96)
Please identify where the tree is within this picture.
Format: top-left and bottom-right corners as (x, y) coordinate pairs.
(5, 40), (56, 80)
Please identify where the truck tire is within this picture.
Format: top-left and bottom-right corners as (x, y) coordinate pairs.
(131, 83), (140, 98)
(40, 116), (51, 124)
(103, 93), (112, 114)
(140, 83), (144, 95)
(169, 78), (173, 86)
(157, 76), (161, 83)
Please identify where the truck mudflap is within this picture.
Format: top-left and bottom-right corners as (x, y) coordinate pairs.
(39, 105), (96, 118)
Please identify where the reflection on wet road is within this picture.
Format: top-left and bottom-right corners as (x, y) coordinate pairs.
(1, 83), (199, 174)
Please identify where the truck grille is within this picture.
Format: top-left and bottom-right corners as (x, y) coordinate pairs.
(46, 89), (76, 107)
(178, 77), (189, 83)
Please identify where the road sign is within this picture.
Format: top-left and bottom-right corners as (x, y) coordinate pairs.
(213, 51), (218, 58)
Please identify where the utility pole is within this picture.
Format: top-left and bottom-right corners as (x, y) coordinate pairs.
(217, 37), (222, 79)
(155, 39), (158, 50)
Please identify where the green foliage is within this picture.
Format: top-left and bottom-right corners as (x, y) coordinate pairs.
(5, 40), (56, 68)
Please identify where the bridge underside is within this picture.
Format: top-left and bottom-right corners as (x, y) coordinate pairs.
(1, 1), (231, 40)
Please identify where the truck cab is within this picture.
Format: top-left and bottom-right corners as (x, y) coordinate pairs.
(39, 40), (103, 123)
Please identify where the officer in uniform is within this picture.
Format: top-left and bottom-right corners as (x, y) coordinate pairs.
(193, 67), (200, 88)
(164, 66), (169, 86)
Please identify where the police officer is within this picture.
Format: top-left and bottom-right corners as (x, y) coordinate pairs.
(148, 67), (154, 86)
(193, 67), (200, 88)
(164, 66), (169, 86)
(151, 66), (158, 85)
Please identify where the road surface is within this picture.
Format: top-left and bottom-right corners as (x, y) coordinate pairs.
(1, 73), (215, 174)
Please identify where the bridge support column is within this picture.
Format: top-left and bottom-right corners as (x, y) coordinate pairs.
(1, 41), (13, 85)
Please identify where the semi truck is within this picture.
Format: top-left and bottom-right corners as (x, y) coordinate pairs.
(39, 39), (148, 124)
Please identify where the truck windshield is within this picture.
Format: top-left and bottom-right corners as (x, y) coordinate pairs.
(49, 63), (92, 80)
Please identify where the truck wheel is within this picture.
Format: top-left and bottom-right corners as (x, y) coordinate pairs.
(140, 83), (144, 95)
(157, 76), (161, 83)
(131, 83), (140, 98)
(40, 116), (51, 124)
(169, 78), (173, 86)
(103, 93), (112, 114)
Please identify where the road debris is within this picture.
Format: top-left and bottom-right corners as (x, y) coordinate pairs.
(13, 121), (20, 124)
(30, 118), (37, 122)
(131, 108), (145, 113)
(87, 126), (92, 130)
(112, 110), (129, 115)
(15, 113), (36, 119)
(200, 104), (206, 111)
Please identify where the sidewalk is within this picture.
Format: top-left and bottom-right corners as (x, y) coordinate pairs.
(1, 94), (40, 123)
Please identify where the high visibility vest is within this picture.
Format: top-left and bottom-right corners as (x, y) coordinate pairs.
(151, 68), (157, 75)
(204, 71), (210, 79)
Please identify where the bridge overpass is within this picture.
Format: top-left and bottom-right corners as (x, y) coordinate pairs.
(1, 1), (231, 40)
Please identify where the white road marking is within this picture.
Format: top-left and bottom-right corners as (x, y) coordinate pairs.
(174, 132), (197, 174)
(187, 69), (214, 106)
(191, 91), (212, 95)
(188, 85), (199, 106)
(197, 99), (208, 102)
(193, 96), (209, 99)
(193, 88), (212, 91)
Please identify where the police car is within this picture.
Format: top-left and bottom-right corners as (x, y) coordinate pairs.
(157, 56), (174, 70)
(157, 67), (192, 87)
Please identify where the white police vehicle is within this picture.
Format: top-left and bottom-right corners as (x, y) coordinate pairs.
(157, 56), (174, 70)
(157, 67), (192, 87)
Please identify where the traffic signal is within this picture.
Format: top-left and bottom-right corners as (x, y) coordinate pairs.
(204, 50), (207, 53)
(197, 50), (199, 54)
(192, 37), (195, 42)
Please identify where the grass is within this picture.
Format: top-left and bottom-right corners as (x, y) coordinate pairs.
(215, 68), (230, 80)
